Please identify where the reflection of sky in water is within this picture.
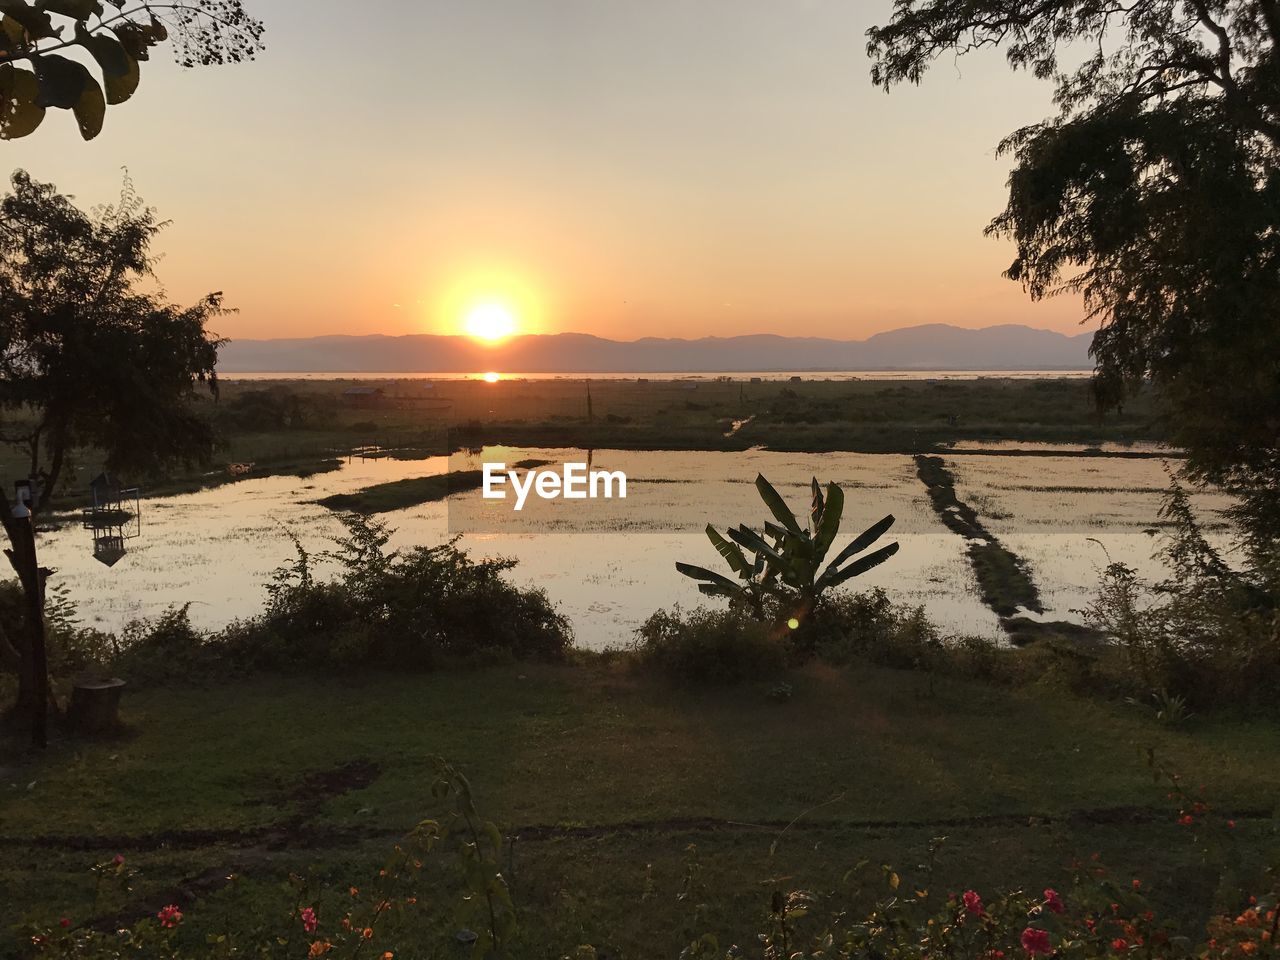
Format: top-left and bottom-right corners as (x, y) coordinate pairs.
(37, 449), (1222, 650)
(949, 455), (1236, 625)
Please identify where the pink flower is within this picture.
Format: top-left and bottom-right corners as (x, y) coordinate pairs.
(157, 905), (183, 929)
(1021, 927), (1052, 955)
(963, 890), (985, 916)
(301, 907), (318, 934)
(113, 854), (125, 866)
(1044, 889), (1065, 915)
(58, 918), (71, 929)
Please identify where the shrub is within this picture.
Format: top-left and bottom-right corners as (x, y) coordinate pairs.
(114, 606), (226, 684)
(73, 515), (572, 683)
(632, 606), (785, 684)
(237, 516), (571, 671)
(789, 587), (942, 668)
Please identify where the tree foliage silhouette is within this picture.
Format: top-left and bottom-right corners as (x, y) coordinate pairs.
(0, 169), (226, 740)
(869, 0), (1280, 554)
(0, 0), (263, 140)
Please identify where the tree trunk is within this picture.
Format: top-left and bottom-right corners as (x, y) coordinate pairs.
(4, 514), (49, 748)
(68, 677), (125, 735)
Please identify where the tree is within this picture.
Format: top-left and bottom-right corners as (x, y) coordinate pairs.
(0, 0), (263, 141)
(0, 169), (226, 745)
(867, 1), (1280, 558)
(677, 474), (899, 621)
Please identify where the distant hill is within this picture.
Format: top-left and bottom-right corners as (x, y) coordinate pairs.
(216, 324), (1094, 373)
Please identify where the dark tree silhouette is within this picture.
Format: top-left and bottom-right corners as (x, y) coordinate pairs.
(869, 1), (1280, 557)
(0, 170), (225, 745)
(0, 0), (264, 140)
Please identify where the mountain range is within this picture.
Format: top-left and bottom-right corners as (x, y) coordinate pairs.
(216, 324), (1094, 373)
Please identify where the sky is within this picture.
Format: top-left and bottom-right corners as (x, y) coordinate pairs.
(6, 0), (1089, 343)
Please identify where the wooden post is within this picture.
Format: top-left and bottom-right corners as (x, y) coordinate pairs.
(68, 677), (126, 735)
(6, 507), (48, 749)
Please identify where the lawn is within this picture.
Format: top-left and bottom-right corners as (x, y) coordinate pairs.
(1, 661), (1276, 956)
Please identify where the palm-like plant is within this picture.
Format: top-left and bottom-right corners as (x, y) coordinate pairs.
(677, 474), (899, 622)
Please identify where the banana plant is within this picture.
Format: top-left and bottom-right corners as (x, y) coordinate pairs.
(677, 473), (899, 621)
(676, 522), (778, 619)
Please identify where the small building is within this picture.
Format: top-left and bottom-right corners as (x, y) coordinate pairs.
(342, 386), (385, 409)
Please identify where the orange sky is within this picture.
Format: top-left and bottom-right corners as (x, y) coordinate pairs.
(6, 0), (1087, 342)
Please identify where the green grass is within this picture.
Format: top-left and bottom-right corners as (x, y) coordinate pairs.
(316, 460), (549, 513)
(2, 662), (1277, 954)
(1, 378), (1170, 517)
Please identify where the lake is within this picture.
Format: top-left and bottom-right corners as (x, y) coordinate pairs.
(39, 447), (1233, 649)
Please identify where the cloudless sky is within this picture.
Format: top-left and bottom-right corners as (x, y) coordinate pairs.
(6, 0), (1088, 342)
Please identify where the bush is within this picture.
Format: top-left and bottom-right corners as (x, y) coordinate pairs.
(790, 588), (942, 668)
(632, 606), (785, 683)
(231, 517), (573, 671)
(114, 606), (226, 684)
(68, 515), (573, 683)
(1083, 560), (1280, 710)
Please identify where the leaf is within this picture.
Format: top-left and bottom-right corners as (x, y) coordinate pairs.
(755, 473), (802, 536)
(0, 62), (44, 138)
(822, 513), (896, 579)
(37, 0), (104, 19)
(1, 14), (25, 46)
(70, 68), (103, 137)
(705, 524), (751, 578)
(111, 18), (166, 61)
(820, 541), (900, 590)
(763, 520), (789, 541)
(32, 51), (86, 107)
(76, 24), (136, 103)
(809, 476), (824, 531)
(813, 482), (844, 561)
(675, 562), (741, 594)
(0, 2), (56, 41)
(726, 525), (784, 567)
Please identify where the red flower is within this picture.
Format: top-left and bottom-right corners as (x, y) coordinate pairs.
(1178, 814), (1195, 826)
(963, 890), (985, 916)
(58, 918), (70, 929)
(300, 907), (318, 934)
(156, 905), (183, 929)
(1044, 889), (1065, 915)
(1112, 939), (1129, 951)
(1021, 927), (1052, 955)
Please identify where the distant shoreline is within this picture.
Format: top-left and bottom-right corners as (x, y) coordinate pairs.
(218, 369), (1094, 382)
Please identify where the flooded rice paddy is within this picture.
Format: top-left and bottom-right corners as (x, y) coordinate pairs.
(39, 448), (1232, 650)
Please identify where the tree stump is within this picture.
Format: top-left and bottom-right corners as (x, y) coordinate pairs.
(68, 677), (126, 735)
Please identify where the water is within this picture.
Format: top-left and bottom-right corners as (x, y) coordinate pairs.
(224, 370), (1093, 383)
(39, 448), (1227, 650)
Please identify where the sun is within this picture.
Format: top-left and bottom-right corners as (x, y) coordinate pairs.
(463, 302), (518, 343)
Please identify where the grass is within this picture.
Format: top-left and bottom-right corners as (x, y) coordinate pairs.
(912, 455), (1107, 646)
(2, 661), (1277, 954)
(316, 460), (549, 513)
(0, 377), (1170, 516)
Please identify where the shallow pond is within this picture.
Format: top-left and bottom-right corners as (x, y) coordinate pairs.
(37, 448), (1227, 649)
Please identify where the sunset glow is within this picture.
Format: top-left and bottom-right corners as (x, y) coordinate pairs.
(463, 302), (519, 343)
(482, 371), (501, 383)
